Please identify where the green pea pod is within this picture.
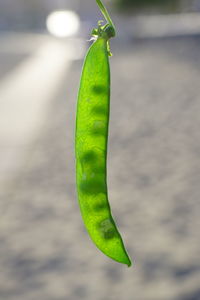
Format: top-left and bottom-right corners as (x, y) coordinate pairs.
(75, 0), (131, 267)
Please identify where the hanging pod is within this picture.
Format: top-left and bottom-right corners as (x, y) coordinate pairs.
(75, 0), (131, 267)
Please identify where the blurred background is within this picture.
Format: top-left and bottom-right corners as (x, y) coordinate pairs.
(1, 0), (200, 299)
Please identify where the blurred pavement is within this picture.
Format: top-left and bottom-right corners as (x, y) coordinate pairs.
(0, 33), (84, 188)
(0, 30), (200, 300)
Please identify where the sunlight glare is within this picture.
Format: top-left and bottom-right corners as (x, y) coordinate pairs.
(46, 10), (80, 38)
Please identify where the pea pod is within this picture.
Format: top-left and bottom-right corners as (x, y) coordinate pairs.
(75, 0), (131, 267)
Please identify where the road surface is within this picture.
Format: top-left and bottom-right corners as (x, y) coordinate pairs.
(0, 32), (200, 300)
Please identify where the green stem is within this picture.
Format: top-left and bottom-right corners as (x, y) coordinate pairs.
(96, 0), (116, 35)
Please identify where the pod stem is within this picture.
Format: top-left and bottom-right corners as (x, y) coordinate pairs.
(96, 0), (116, 35)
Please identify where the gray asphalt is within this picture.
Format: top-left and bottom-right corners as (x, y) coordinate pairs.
(1, 34), (200, 300)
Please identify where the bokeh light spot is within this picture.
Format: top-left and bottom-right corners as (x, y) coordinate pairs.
(46, 10), (80, 38)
